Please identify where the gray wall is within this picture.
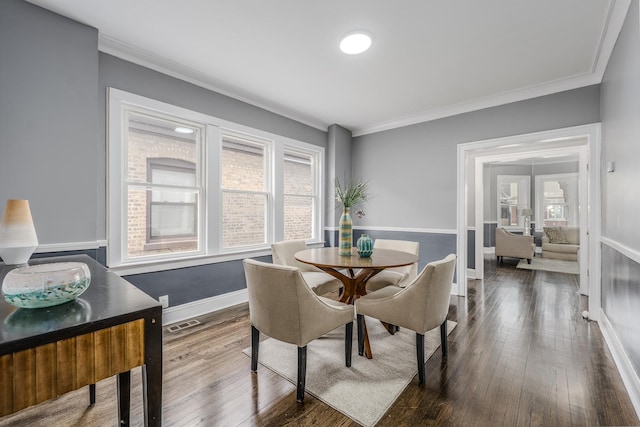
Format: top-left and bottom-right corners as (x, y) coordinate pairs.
(0, 2), (329, 306)
(352, 86), (600, 231)
(600, 0), (640, 379)
(326, 124), (353, 232)
(0, 0), (99, 245)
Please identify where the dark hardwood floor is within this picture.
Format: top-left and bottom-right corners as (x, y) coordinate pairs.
(1, 255), (638, 426)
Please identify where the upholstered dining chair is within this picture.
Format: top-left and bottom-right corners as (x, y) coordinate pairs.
(243, 258), (354, 403)
(365, 239), (420, 292)
(355, 254), (456, 384)
(271, 239), (343, 296)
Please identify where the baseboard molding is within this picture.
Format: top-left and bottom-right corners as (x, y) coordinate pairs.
(467, 268), (476, 279)
(599, 309), (640, 420)
(483, 247), (495, 254)
(162, 289), (248, 326)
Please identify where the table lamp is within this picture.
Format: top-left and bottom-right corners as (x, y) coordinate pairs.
(0, 199), (39, 265)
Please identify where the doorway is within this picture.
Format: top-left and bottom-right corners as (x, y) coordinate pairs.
(456, 123), (601, 320)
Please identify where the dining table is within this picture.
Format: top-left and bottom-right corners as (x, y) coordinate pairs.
(295, 247), (418, 359)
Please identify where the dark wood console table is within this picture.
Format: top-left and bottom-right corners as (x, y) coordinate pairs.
(0, 255), (162, 426)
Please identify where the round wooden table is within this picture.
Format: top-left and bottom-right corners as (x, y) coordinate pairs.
(295, 247), (418, 358)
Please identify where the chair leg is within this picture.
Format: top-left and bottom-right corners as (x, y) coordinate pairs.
(527, 258), (532, 264)
(440, 321), (448, 357)
(251, 325), (260, 372)
(357, 314), (365, 356)
(297, 346), (307, 403)
(416, 333), (425, 384)
(345, 321), (353, 367)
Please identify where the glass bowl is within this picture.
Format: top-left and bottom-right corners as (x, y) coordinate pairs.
(2, 262), (91, 309)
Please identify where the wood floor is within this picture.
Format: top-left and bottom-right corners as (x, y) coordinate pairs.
(1, 255), (638, 426)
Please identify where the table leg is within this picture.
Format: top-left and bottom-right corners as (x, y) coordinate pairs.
(117, 371), (131, 426)
(89, 383), (96, 406)
(362, 319), (373, 359)
(144, 310), (163, 427)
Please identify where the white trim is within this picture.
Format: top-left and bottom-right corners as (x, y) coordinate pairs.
(350, 225), (457, 234)
(593, 0), (632, 79)
(109, 249), (271, 276)
(466, 269), (476, 279)
(352, 74), (599, 137)
(601, 237), (640, 265)
(34, 241), (104, 253)
(483, 247), (496, 254)
(599, 309), (640, 420)
(99, 35), (327, 132)
(162, 289), (248, 326)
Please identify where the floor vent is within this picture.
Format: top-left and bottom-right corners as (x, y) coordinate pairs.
(166, 319), (201, 333)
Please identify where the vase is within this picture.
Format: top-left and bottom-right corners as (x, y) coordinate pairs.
(0, 200), (38, 265)
(339, 208), (352, 256)
(2, 262), (91, 309)
(356, 234), (373, 257)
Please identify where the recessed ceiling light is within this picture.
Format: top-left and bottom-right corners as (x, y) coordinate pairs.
(175, 127), (194, 134)
(340, 31), (372, 55)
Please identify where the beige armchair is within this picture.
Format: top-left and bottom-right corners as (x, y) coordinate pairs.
(355, 254), (456, 384)
(495, 228), (534, 264)
(271, 239), (343, 295)
(365, 239), (420, 292)
(243, 259), (354, 403)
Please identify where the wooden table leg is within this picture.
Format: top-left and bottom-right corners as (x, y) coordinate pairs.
(117, 371), (131, 426)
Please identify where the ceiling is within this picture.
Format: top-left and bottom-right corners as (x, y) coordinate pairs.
(26, 0), (630, 136)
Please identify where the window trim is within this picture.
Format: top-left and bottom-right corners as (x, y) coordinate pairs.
(107, 88), (325, 273)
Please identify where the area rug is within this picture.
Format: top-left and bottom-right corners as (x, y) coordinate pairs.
(516, 257), (579, 274)
(243, 318), (456, 427)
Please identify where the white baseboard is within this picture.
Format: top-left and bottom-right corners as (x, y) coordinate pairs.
(162, 289), (248, 326)
(599, 309), (640, 420)
(483, 247), (495, 254)
(467, 268), (476, 279)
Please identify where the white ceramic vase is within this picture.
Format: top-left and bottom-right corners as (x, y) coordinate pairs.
(0, 200), (39, 265)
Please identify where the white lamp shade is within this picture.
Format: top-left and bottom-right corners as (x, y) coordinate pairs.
(0, 199), (38, 265)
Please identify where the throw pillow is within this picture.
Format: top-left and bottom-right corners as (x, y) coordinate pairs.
(544, 227), (569, 244)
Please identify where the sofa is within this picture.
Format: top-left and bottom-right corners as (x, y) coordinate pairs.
(542, 226), (579, 261)
(495, 228), (534, 264)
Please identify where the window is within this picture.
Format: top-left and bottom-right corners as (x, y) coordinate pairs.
(497, 175), (530, 229)
(108, 89), (324, 270)
(283, 149), (318, 240)
(535, 173), (578, 229)
(126, 113), (202, 260)
(146, 158), (197, 247)
(221, 132), (269, 249)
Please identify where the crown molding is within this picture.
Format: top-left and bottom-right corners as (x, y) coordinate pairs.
(352, 0), (631, 137)
(98, 35), (328, 132)
(97, 0), (631, 139)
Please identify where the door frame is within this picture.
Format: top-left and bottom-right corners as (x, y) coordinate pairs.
(456, 123), (601, 320)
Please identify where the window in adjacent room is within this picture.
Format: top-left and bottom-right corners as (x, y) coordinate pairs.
(497, 175), (530, 229)
(535, 173), (578, 228)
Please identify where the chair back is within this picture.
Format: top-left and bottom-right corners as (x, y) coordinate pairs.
(399, 254), (456, 333)
(243, 258), (329, 346)
(271, 239), (317, 272)
(373, 239), (419, 279)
